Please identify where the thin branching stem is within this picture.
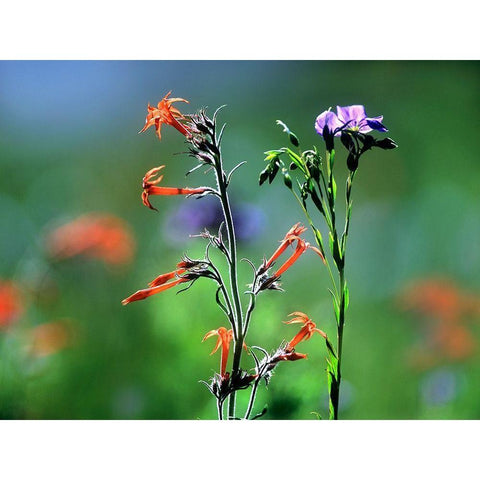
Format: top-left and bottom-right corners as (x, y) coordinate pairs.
(212, 143), (244, 420)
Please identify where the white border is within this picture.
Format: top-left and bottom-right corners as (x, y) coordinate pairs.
(0, 1), (477, 59)
(0, 420), (477, 478)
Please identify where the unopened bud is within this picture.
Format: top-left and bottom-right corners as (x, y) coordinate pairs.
(375, 137), (398, 150)
(289, 133), (300, 147)
(346, 152), (359, 172)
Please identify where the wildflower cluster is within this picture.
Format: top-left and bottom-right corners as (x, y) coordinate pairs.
(260, 104), (397, 418)
(122, 92), (326, 419)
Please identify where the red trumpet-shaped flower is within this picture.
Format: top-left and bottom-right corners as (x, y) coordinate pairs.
(258, 224), (324, 292)
(139, 91), (190, 140)
(122, 257), (210, 305)
(121, 276), (188, 305)
(273, 238), (309, 277)
(264, 222), (308, 270)
(273, 312), (326, 362)
(142, 166), (209, 211)
(203, 327), (234, 378)
(202, 327), (248, 377)
(285, 311), (327, 350)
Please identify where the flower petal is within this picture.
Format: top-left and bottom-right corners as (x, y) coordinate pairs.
(365, 116), (388, 132)
(315, 110), (341, 137)
(336, 105), (366, 125)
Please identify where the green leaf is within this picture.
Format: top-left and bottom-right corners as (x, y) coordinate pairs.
(313, 227), (325, 255)
(328, 231), (343, 269)
(343, 282), (350, 311)
(328, 288), (340, 324)
(331, 176), (337, 202)
(283, 148), (304, 172)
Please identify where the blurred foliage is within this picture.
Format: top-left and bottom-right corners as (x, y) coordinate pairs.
(0, 61), (479, 419)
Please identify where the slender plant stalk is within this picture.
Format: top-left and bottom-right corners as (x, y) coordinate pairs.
(217, 399), (224, 420)
(329, 165), (355, 419)
(244, 376), (262, 419)
(213, 156), (244, 420)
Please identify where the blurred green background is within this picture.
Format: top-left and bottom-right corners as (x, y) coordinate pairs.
(0, 61), (479, 420)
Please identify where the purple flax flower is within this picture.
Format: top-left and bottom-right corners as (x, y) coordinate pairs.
(314, 109), (342, 136)
(315, 105), (388, 137)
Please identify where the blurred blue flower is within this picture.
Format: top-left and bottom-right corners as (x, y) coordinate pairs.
(420, 367), (463, 406)
(163, 197), (265, 246)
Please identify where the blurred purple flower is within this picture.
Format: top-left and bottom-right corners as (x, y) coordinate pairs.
(315, 105), (388, 137)
(163, 197), (266, 246)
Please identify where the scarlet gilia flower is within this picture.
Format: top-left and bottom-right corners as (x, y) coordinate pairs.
(139, 91), (190, 140)
(147, 257), (207, 287)
(263, 223), (307, 271)
(274, 312), (327, 362)
(142, 165), (209, 211)
(203, 327), (233, 378)
(203, 327), (248, 378)
(257, 223), (324, 291)
(122, 257), (212, 305)
(121, 275), (188, 306)
(285, 311), (327, 349)
(47, 214), (136, 266)
(0, 280), (24, 329)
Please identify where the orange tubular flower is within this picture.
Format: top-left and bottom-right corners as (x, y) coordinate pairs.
(285, 311), (327, 350)
(148, 268), (187, 288)
(203, 327), (234, 378)
(139, 91), (190, 140)
(264, 223), (307, 269)
(142, 166), (209, 211)
(273, 239), (309, 277)
(121, 277), (188, 305)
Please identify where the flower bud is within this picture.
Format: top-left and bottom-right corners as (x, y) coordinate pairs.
(259, 167), (270, 186)
(346, 152), (359, 172)
(322, 125), (335, 152)
(375, 137), (398, 150)
(282, 168), (293, 189)
(289, 132), (300, 147)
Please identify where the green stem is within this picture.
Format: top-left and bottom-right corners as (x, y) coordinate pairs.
(217, 399), (224, 420)
(244, 376), (261, 419)
(333, 267), (346, 420)
(214, 159), (244, 420)
(331, 171), (355, 420)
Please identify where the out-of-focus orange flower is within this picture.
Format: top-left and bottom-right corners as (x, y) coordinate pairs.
(398, 277), (480, 368)
(28, 320), (71, 357)
(139, 91), (190, 140)
(399, 277), (480, 323)
(142, 165), (209, 211)
(47, 214), (136, 266)
(0, 280), (24, 329)
(433, 324), (475, 361)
